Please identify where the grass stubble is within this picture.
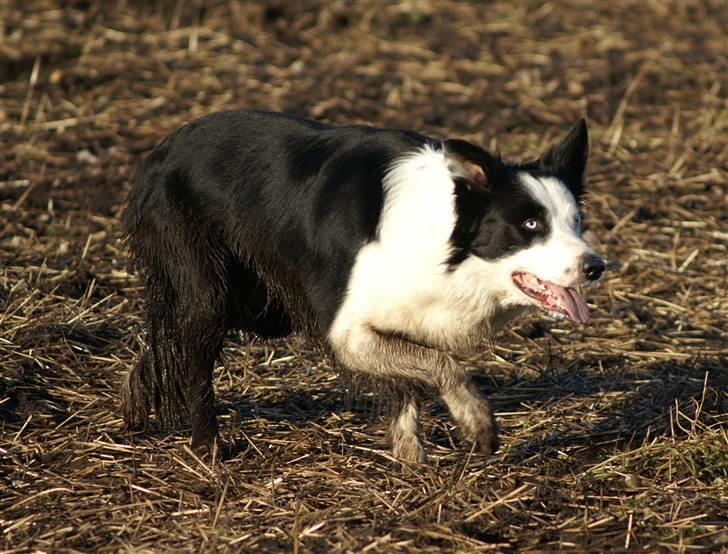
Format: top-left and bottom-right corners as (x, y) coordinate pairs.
(0, 1), (726, 551)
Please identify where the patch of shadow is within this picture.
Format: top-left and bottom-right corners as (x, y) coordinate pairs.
(17, 321), (123, 356)
(457, 523), (511, 548)
(224, 388), (340, 427)
(0, 374), (22, 423)
(498, 357), (727, 466)
(0, 360), (69, 425)
(53, 268), (97, 299)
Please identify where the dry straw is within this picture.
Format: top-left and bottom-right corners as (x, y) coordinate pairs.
(1, 1), (726, 551)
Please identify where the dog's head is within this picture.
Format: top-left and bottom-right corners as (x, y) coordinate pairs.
(445, 119), (605, 324)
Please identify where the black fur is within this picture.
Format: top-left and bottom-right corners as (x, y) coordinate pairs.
(447, 170), (553, 266)
(446, 120), (588, 266)
(121, 110), (427, 447)
(520, 118), (589, 200)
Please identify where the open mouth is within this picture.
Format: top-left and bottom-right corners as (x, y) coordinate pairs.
(512, 272), (590, 324)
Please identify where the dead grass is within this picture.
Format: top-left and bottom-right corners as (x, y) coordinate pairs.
(1, 1), (726, 551)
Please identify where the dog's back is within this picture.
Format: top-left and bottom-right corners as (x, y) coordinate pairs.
(123, 110), (426, 336)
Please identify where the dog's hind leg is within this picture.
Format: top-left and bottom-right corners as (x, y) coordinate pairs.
(332, 325), (499, 460)
(122, 281), (228, 452)
(178, 311), (227, 452)
(122, 222), (232, 452)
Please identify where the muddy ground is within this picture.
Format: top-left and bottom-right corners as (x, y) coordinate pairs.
(1, 1), (726, 552)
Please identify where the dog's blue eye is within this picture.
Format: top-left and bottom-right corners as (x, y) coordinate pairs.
(575, 214), (582, 228)
(522, 218), (541, 232)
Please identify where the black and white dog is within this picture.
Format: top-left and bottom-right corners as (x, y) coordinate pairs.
(121, 110), (604, 463)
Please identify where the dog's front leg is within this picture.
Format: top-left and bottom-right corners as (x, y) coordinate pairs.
(332, 325), (499, 461)
(390, 389), (427, 463)
(440, 374), (499, 455)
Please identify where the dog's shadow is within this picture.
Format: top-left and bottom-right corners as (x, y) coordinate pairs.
(217, 379), (375, 459)
(216, 350), (724, 462)
(482, 356), (725, 467)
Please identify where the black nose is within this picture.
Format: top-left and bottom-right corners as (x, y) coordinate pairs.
(582, 254), (605, 281)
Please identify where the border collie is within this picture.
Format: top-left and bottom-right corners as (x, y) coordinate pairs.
(121, 111), (604, 463)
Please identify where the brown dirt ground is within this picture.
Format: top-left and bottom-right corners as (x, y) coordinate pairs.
(1, 1), (726, 552)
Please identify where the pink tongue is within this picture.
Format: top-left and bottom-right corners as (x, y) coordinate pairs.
(548, 284), (590, 324)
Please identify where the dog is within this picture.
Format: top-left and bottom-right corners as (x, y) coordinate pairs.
(121, 110), (605, 463)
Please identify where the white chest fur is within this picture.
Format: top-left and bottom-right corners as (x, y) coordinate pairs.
(329, 146), (510, 355)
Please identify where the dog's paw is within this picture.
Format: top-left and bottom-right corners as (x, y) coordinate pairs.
(461, 410), (499, 457)
(191, 425), (220, 455)
(472, 422), (499, 456)
(392, 436), (428, 465)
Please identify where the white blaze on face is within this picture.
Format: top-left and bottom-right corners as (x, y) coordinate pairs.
(509, 172), (594, 286)
(463, 172), (599, 320)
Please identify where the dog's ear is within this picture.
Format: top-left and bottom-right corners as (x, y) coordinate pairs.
(443, 139), (501, 192)
(538, 118), (589, 197)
